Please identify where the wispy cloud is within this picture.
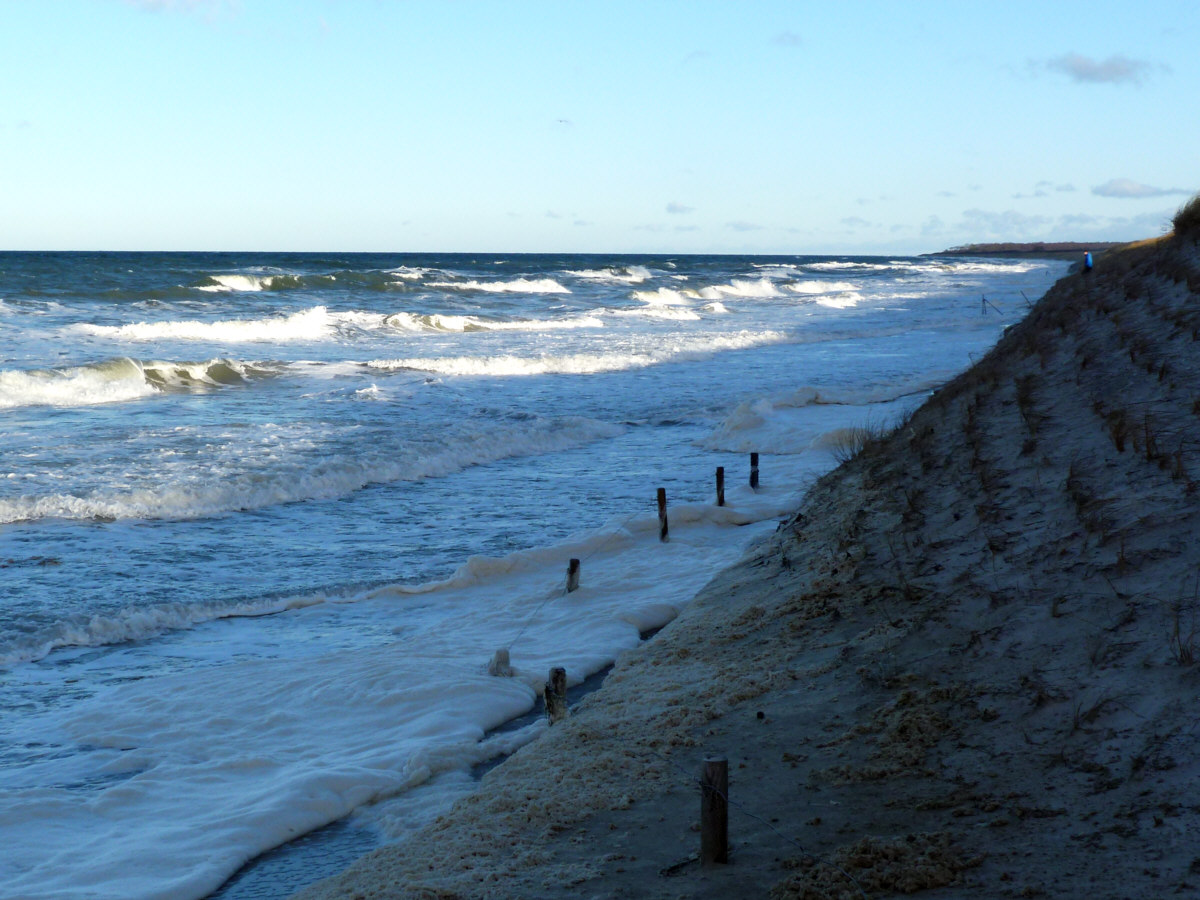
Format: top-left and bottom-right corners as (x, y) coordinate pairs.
(841, 216), (872, 229)
(1092, 178), (1192, 198)
(666, 202), (694, 215)
(726, 221), (763, 232)
(1042, 53), (1156, 85)
(125, 0), (237, 13)
(772, 31), (803, 48)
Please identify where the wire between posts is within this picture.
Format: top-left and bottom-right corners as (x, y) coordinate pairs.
(504, 503), (654, 653)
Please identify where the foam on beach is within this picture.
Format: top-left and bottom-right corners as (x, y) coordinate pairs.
(0, 469), (804, 900)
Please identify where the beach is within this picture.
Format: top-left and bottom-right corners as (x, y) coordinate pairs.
(2, 252), (1068, 899)
(294, 228), (1200, 898)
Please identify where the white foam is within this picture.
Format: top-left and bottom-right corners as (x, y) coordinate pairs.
(0, 358), (158, 408)
(700, 385), (932, 454)
(630, 286), (697, 306)
(384, 312), (604, 333)
(426, 278), (571, 294)
(786, 280), (859, 294)
(387, 266), (433, 281)
(73, 306), (336, 343)
(1, 468), (807, 900)
(367, 330), (792, 377)
(565, 265), (652, 284)
(696, 278), (785, 300)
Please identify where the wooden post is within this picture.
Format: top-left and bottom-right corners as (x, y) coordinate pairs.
(700, 757), (729, 866)
(544, 666), (568, 723)
(750, 452), (759, 490)
(657, 487), (669, 543)
(487, 648), (512, 677)
(716, 467), (725, 507)
(566, 558), (580, 593)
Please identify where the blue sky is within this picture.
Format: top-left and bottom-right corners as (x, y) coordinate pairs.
(1, 0), (1195, 253)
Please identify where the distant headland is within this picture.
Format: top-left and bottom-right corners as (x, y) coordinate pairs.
(927, 241), (1123, 260)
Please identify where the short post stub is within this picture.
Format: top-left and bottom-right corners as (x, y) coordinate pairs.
(750, 452), (760, 490)
(657, 487), (669, 543)
(488, 648), (512, 677)
(716, 467), (725, 507)
(545, 666), (569, 723)
(566, 558), (581, 593)
(700, 756), (729, 866)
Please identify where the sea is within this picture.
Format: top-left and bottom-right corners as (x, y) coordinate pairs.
(0, 251), (1068, 899)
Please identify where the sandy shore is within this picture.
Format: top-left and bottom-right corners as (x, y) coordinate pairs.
(294, 228), (1200, 899)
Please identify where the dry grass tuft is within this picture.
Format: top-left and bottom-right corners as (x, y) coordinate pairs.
(1172, 194), (1200, 238)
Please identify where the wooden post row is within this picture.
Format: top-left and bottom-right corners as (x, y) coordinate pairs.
(545, 666), (568, 724)
(700, 756), (729, 866)
(716, 466), (725, 507)
(657, 487), (669, 543)
(566, 558), (580, 593)
(488, 648), (512, 677)
(750, 452), (759, 489)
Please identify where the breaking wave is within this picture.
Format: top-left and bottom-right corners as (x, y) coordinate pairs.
(425, 278), (570, 294)
(0, 358), (274, 409)
(0, 416), (624, 525)
(72, 306), (337, 343)
(383, 312), (604, 333)
(367, 330), (792, 376)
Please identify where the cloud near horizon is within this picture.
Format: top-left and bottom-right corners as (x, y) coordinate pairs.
(666, 202), (694, 215)
(1092, 178), (1192, 199)
(1042, 53), (1154, 85)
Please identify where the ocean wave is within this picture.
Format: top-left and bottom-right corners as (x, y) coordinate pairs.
(193, 269), (418, 294)
(383, 312), (604, 333)
(367, 330), (792, 376)
(425, 278), (571, 294)
(0, 416), (624, 526)
(633, 278), (784, 305)
(72, 306), (337, 343)
(0, 358), (158, 408)
(0, 592), (328, 668)
(565, 265), (652, 284)
(630, 287), (696, 306)
(786, 280), (859, 294)
(0, 357), (273, 409)
(944, 260), (1045, 274)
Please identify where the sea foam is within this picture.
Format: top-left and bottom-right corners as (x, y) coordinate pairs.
(367, 330), (792, 377)
(73, 306), (337, 343)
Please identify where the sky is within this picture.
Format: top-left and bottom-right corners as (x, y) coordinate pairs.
(0, 0), (1196, 254)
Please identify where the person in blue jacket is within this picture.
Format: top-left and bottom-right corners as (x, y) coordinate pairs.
(1083, 251), (1094, 272)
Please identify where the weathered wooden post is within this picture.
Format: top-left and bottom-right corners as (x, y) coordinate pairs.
(657, 487), (669, 542)
(700, 756), (729, 866)
(750, 452), (759, 490)
(716, 467), (725, 507)
(566, 558), (581, 593)
(488, 648), (512, 677)
(544, 666), (568, 723)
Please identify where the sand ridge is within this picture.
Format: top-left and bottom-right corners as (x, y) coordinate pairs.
(294, 230), (1200, 899)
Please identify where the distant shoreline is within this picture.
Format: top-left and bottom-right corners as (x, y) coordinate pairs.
(927, 240), (1122, 260)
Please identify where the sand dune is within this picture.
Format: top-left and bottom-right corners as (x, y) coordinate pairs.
(294, 224), (1200, 899)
